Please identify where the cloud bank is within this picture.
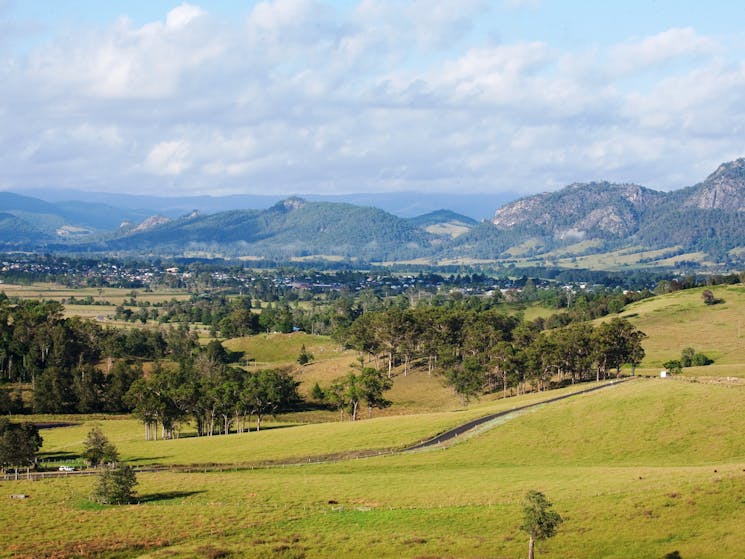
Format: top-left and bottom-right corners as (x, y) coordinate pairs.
(1, 1), (744, 196)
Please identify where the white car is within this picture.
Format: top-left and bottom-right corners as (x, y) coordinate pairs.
(58, 465), (75, 472)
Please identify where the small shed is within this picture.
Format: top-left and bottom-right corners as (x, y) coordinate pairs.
(660, 370), (668, 378)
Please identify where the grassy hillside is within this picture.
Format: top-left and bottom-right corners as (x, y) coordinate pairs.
(5, 379), (744, 558)
(36, 383), (605, 468)
(620, 283), (745, 374)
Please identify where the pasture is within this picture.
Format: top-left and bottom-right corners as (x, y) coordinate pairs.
(2, 281), (745, 558)
(0, 282), (192, 322)
(621, 283), (745, 374)
(2, 379), (744, 558)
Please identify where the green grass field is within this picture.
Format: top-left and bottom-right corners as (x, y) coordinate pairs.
(621, 284), (745, 373)
(3, 283), (745, 558)
(3, 379), (744, 558)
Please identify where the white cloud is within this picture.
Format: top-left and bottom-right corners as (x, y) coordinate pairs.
(144, 140), (192, 175)
(0, 3), (743, 197)
(609, 27), (718, 77)
(166, 3), (206, 29)
(26, 6), (223, 99)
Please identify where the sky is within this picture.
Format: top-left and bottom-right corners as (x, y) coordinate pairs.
(2, 0), (745, 198)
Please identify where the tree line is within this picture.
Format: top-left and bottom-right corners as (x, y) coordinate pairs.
(337, 307), (645, 404)
(0, 296), (202, 414)
(125, 353), (300, 440)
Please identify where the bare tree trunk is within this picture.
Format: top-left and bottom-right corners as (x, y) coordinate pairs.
(528, 534), (535, 559)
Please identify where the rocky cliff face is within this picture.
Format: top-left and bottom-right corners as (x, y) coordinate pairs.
(132, 215), (171, 233)
(683, 158), (745, 211)
(492, 182), (665, 239)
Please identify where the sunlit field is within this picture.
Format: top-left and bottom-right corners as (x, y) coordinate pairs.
(621, 284), (745, 370)
(3, 379), (744, 559)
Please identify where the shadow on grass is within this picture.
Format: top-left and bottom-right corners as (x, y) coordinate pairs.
(290, 401), (337, 413)
(137, 490), (205, 503)
(39, 451), (80, 460)
(125, 456), (174, 464)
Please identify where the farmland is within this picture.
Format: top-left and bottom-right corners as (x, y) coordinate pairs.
(1, 276), (745, 558)
(2, 379), (744, 558)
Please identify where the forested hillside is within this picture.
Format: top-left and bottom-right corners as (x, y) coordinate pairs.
(4, 157), (745, 267)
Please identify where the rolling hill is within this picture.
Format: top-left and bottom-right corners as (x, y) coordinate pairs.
(103, 198), (436, 261)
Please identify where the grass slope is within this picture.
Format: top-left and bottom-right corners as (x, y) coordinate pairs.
(5, 379), (744, 558)
(621, 284), (745, 374)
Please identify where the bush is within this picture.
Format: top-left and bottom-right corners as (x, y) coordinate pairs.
(691, 352), (713, 366)
(91, 463), (137, 505)
(701, 290), (722, 305)
(662, 360), (682, 375)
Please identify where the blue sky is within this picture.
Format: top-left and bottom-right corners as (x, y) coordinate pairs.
(2, 1), (745, 198)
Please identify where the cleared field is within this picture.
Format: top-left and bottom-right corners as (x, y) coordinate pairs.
(620, 284), (745, 370)
(0, 282), (191, 305)
(35, 382), (612, 468)
(0, 282), (193, 322)
(3, 379), (744, 558)
(224, 332), (348, 373)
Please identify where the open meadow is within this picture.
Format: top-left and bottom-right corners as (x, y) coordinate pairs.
(2, 282), (745, 558)
(620, 283), (745, 376)
(2, 379), (744, 558)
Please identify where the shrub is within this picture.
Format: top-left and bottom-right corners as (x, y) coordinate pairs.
(691, 352), (713, 366)
(91, 463), (137, 505)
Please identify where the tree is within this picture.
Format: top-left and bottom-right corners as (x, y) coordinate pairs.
(297, 344), (314, 365)
(680, 347), (696, 367)
(520, 490), (563, 559)
(358, 364), (392, 418)
(0, 418), (43, 477)
(594, 318), (646, 379)
(691, 352), (713, 366)
(702, 289), (722, 305)
(443, 357), (484, 406)
(91, 463), (138, 505)
(82, 426), (119, 467)
(310, 382), (324, 402)
(240, 369), (300, 431)
(662, 359), (682, 375)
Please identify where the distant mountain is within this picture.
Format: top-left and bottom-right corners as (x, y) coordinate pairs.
(407, 210), (478, 239)
(679, 158), (745, 211)
(491, 182), (665, 240)
(0, 191), (152, 237)
(0, 211), (48, 243)
(23, 188), (514, 220)
(446, 157), (745, 265)
(5, 158), (745, 269)
(102, 197), (434, 261)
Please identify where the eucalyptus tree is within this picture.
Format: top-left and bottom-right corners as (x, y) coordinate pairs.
(593, 317), (646, 379)
(82, 426), (119, 467)
(520, 490), (563, 559)
(0, 418), (42, 477)
(240, 369), (300, 431)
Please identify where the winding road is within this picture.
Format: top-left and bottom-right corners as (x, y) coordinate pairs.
(405, 378), (631, 451)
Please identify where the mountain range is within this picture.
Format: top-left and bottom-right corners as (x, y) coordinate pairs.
(2, 158), (745, 269)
